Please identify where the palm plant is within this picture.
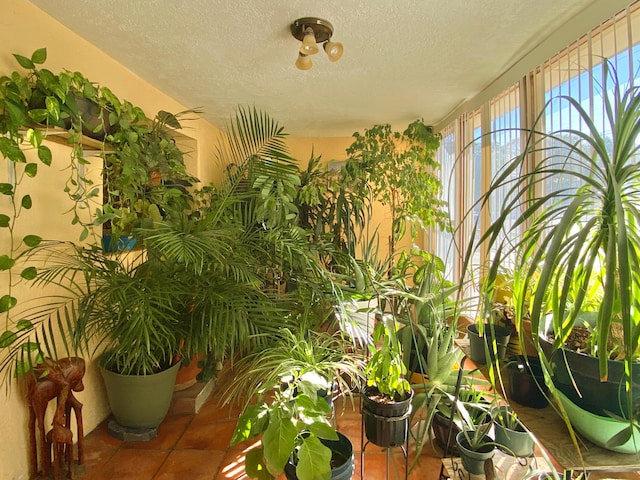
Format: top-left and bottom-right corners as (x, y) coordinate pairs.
(0, 106), (343, 382)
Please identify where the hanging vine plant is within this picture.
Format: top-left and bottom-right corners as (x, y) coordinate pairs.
(0, 48), (197, 378)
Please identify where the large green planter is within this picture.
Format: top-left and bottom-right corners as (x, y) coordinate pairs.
(100, 360), (180, 428)
(556, 390), (640, 454)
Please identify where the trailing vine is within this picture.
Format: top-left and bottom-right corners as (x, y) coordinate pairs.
(0, 48), (196, 378)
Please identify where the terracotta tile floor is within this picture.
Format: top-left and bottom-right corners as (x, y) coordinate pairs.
(75, 393), (444, 480)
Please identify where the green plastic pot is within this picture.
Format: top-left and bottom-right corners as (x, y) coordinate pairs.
(492, 406), (534, 457)
(100, 360), (180, 429)
(455, 431), (495, 475)
(556, 390), (640, 454)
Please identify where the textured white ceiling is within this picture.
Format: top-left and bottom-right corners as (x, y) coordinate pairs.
(29, 0), (602, 137)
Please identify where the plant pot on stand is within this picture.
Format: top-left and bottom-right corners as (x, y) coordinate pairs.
(362, 386), (414, 448)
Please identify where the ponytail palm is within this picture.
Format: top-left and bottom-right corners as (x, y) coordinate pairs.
(471, 63), (640, 421)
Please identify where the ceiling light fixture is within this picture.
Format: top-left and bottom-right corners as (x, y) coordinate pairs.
(291, 17), (343, 70)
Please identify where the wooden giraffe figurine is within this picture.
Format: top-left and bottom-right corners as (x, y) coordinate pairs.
(27, 357), (85, 479)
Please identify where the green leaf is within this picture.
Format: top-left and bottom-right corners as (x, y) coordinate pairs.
(22, 235), (42, 247)
(0, 255), (15, 270)
(262, 415), (297, 475)
(79, 227), (89, 242)
(0, 295), (18, 313)
(21, 341), (40, 352)
(28, 109), (48, 124)
(245, 447), (274, 480)
(0, 331), (17, 348)
(16, 319), (33, 331)
(0, 137), (26, 163)
(21, 266), (37, 280)
(13, 53), (34, 69)
(14, 360), (33, 378)
(37, 146), (52, 166)
(606, 426), (633, 448)
(31, 48), (47, 64)
(45, 96), (60, 121)
(0, 215), (10, 227)
(26, 129), (44, 149)
(231, 404), (265, 445)
(25, 163), (39, 178)
(21, 195), (32, 209)
(295, 394), (331, 416)
(0, 184), (13, 196)
(307, 422), (338, 441)
(296, 435), (332, 480)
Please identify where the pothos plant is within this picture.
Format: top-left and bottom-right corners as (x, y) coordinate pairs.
(0, 48), (196, 380)
(230, 371), (340, 480)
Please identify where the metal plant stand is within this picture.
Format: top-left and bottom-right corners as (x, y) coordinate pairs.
(360, 403), (411, 480)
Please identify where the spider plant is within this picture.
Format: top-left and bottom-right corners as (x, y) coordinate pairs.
(221, 326), (366, 409)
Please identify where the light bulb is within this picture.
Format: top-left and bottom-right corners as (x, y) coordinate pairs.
(324, 41), (344, 62)
(299, 28), (319, 55)
(295, 53), (312, 70)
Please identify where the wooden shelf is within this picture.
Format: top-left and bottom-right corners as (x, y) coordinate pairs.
(41, 127), (113, 153)
(456, 338), (640, 473)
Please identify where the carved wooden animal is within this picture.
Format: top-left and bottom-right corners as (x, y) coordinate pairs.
(46, 415), (74, 480)
(27, 357), (85, 479)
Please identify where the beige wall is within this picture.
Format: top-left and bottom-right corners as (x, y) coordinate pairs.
(0, 2), (226, 479)
(0, 3), (359, 479)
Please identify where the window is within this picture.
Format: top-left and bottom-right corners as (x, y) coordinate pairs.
(433, 2), (640, 283)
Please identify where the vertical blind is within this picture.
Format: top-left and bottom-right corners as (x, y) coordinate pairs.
(435, 1), (640, 281)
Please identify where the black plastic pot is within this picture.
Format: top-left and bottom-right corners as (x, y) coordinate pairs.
(284, 431), (354, 480)
(362, 386), (413, 448)
(540, 335), (640, 418)
(467, 324), (511, 365)
(507, 355), (548, 409)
